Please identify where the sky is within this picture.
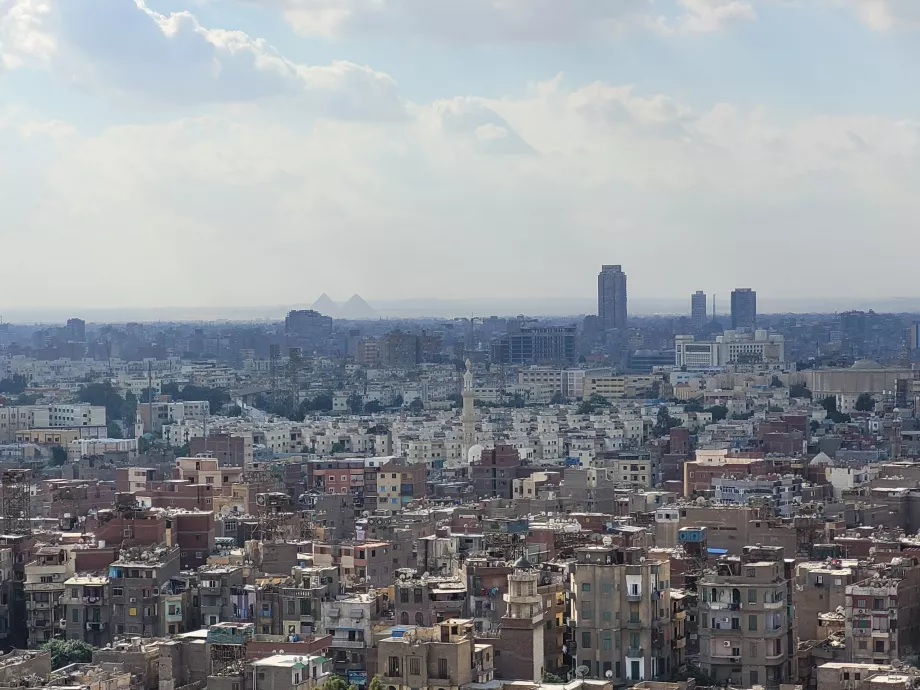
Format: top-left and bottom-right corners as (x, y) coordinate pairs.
(2, 0), (920, 315)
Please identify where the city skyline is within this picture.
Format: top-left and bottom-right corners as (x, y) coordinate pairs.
(3, 1), (920, 309)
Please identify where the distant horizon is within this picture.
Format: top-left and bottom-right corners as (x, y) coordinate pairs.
(4, 294), (920, 325)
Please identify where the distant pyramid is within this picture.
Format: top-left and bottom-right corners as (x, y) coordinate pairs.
(310, 293), (339, 317)
(339, 294), (378, 320)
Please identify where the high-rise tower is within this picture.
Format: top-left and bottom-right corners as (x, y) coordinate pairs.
(598, 265), (627, 330)
(730, 288), (757, 330)
(461, 359), (476, 462)
(691, 291), (707, 328)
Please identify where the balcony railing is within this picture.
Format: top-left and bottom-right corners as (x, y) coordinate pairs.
(627, 647), (644, 657)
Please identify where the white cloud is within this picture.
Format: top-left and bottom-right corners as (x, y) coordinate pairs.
(4, 75), (920, 308)
(846, 0), (920, 29)
(0, 0), (54, 71)
(1, 0), (403, 117)
(243, 0), (758, 40)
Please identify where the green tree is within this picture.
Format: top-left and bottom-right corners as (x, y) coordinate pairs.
(822, 396), (851, 423)
(653, 407), (681, 437)
(48, 445), (68, 466)
(330, 441), (346, 455)
(347, 393), (364, 415)
(706, 405), (728, 423)
(41, 639), (94, 670)
(770, 375), (784, 388)
(78, 382), (125, 421)
(367, 675), (384, 690)
(15, 393), (38, 405)
(789, 383), (812, 399)
(855, 393), (875, 412)
(577, 401), (596, 415)
(683, 398), (704, 413)
(549, 392), (566, 405)
(322, 677), (348, 690)
(107, 421), (123, 439)
(588, 394), (610, 407)
(0, 374), (27, 394)
(226, 404), (243, 417)
(408, 397), (424, 414)
(312, 394), (333, 412)
(543, 673), (566, 684)
(363, 400), (383, 414)
(392, 394), (404, 408)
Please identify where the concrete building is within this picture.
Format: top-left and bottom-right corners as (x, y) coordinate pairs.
(570, 545), (672, 683)
(697, 545), (795, 687)
(674, 331), (785, 368)
(251, 654), (332, 690)
(378, 619), (494, 690)
(0, 404), (106, 442)
(711, 476), (803, 517)
(795, 562), (854, 643)
(394, 574), (467, 627)
(846, 558), (920, 664)
(63, 574), (112, 647)
(598, 265), (628, 331)
(25, 546), (76, 647)
(730, 288), (756, 331)
(108, 544), (181, 637)
(493, 322), (577, 366)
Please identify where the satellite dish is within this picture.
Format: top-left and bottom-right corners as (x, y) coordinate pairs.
(602, 536), (613, 547)
(256, 494), (267, 506)
(606, 671), (614, 679)
(576, 666), (590, 678)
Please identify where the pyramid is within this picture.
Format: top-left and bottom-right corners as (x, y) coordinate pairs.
(310, 293), (339, 317)
(339, 294), (378, 320)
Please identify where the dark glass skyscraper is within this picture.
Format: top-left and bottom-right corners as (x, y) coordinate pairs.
(730, 288), (757, 330)
(598, 265), (627, 330)
(691, 291), (707, 328)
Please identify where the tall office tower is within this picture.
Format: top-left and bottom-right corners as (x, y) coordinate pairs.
(691, 291), (707, 328)
(598, 265), (628, 330)
(730, 288), (757, 330)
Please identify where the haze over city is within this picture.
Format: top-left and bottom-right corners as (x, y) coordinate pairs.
(3, 0), (920, 313)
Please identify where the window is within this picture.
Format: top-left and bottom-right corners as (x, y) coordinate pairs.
(581, 631), (592, 649)
(400, 612), (409, 625)
(602, 583), (612, 595)
(748, 615), (757, 631)
(437, 658), (448, 679)
(582, 583), (591, 593)
(602, 611), (611, 621)
(749, 671), (759, 686)
(747, 589), (756, 603)
(72, 608), (79, 622)
(387, 657), (400, 677)
(602, 630), (612, 650)
(630, 633), (640, 649)
(875, 640), (886, 653)
(414, 588), (423, 603)
(409, 658), (421, 676)
(581, 601), (592, 619)
(874, 598), (885, 610)
(400, 589), (409, 603)
(748, 643), (757, 658)
(415, 612), (424, 626)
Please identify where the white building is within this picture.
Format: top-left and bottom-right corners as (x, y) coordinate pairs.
(675, 330), (785, 367)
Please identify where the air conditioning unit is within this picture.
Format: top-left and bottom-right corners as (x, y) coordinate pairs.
(723, 641), (732, 647)
(129, 598), (138, 603)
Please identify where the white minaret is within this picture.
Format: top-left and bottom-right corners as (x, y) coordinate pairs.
(461, 359), (476, 462)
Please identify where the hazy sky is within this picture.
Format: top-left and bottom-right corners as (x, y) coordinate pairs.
(2, 0), (920, 311)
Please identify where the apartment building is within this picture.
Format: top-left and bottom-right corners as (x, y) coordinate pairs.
(674, 331), (784, 367)
(137, 400), (210, 435)
(378, 619), (494, 690)
(395, 574), (467, 627)
(24, 546), (76, 647)
(846, 557), (920, 664)
(197, 564), (244, 627)
(569, 545), (672, 683)
(251, 654), (332, 690)
(108, 545), (181, 637)
(795, 561), (855, 642)
(0, 404), (107, 442)
(377, 458), (427, 515)
(697, 545), (796, 687)
(63, 574), (112, 647)
(321, 592), (380, 679)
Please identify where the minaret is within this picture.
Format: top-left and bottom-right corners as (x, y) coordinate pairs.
(461, 359), (476, 462)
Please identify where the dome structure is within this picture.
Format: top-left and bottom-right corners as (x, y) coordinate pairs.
(512, 555), (533, 570)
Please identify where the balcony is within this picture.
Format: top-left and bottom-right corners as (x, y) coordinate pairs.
(85, 622), (106, 632)
(330, 638), (365, 649)
(764, 601), (784, 610)
(626, 593), (642, 602)
(626, 619), (642, 630)
(626, 647), (644, 657)
(83, 596), (103, 605)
